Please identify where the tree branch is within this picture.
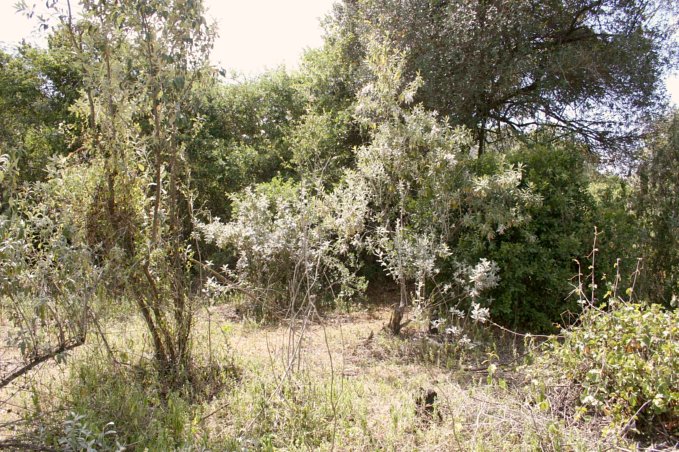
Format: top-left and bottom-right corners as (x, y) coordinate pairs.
(0, 336), (85, 390)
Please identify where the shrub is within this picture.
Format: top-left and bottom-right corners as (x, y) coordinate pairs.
(533, 301), (678, 440)
(1, 157), (99, 384)
(196, 178), (366, 319)
(455, 140), (640, 332)
(49, 353), (203, 450)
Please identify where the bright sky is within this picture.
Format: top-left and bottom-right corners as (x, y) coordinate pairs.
(207, 0), (335, 74)
(0, 0), (678, 103)
(0, 0), (336, 74)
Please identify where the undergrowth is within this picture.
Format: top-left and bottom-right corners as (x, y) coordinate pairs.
(3, 302), (671, 451)
(529, 300), (678, 445)
(39, 351), (237, 450)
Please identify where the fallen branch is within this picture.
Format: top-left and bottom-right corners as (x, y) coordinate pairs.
(620, 400), (651, 437)
(0, 440), (57, 451)
(0, 336), (85, 390)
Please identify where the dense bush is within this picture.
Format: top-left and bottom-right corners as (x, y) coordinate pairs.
(532, 301), (678, 439)
(1, 1), (677, 448)
(636, 111), (679, 307)
(196, 178), (366, 319)
(0, 43), (81, 188)
(453, 139), (641, 332)
(188, 70), (307, 218)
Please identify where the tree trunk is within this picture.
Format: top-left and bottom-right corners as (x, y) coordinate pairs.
(389, 275), (408, 335)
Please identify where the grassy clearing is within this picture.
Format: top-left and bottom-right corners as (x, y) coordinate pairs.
(2, 304), (648, 451)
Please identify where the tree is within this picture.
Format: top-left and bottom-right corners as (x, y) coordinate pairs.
(352, 39), (538, 333)
(636, 111), (679, 306)
(330, 0), (678, 160)
(0, 42), (81, 191)
(36, 0), (216, 385)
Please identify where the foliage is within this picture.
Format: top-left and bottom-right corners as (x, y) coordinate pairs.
(58, 412), (122, 452)
(329, 0), (678, 158)
(533, 301), (678, 439)
(288, 109), (356, 184)
(197, 177), (366, 319)
(456, 140), (597, 330)
(42, 0), (218, 383)
(352, 38), (539, 332)
(0, 43), (80, 189)
(189, 70), (307, 218)
(636, 111), (679, 307)
(297, 28), (362, 114)
(54, 355), (199, 450)
(439, 137), (646, 332)
(587, 175), (641, 300)
(189, 36), (367, 221)
(0, 0), (677, 448)
(286, 30), (367, 185)
(0, 157), (99, 382)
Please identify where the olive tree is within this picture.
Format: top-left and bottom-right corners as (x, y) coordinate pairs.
(330, 0), (678, 160)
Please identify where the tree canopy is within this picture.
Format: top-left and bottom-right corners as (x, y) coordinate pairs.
(330, 0), (678, 159)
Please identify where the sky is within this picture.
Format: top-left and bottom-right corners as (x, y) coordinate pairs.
(0, 0), (336, 74)
(0, 0), (678, 103)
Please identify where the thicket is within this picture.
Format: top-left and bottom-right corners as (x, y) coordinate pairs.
(0, 0), (678, 449)
(532, 301), (678, 439)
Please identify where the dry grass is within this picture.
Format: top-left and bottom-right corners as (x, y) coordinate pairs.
(0, 304), (637, 450)
(195, 305), (626, 451)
